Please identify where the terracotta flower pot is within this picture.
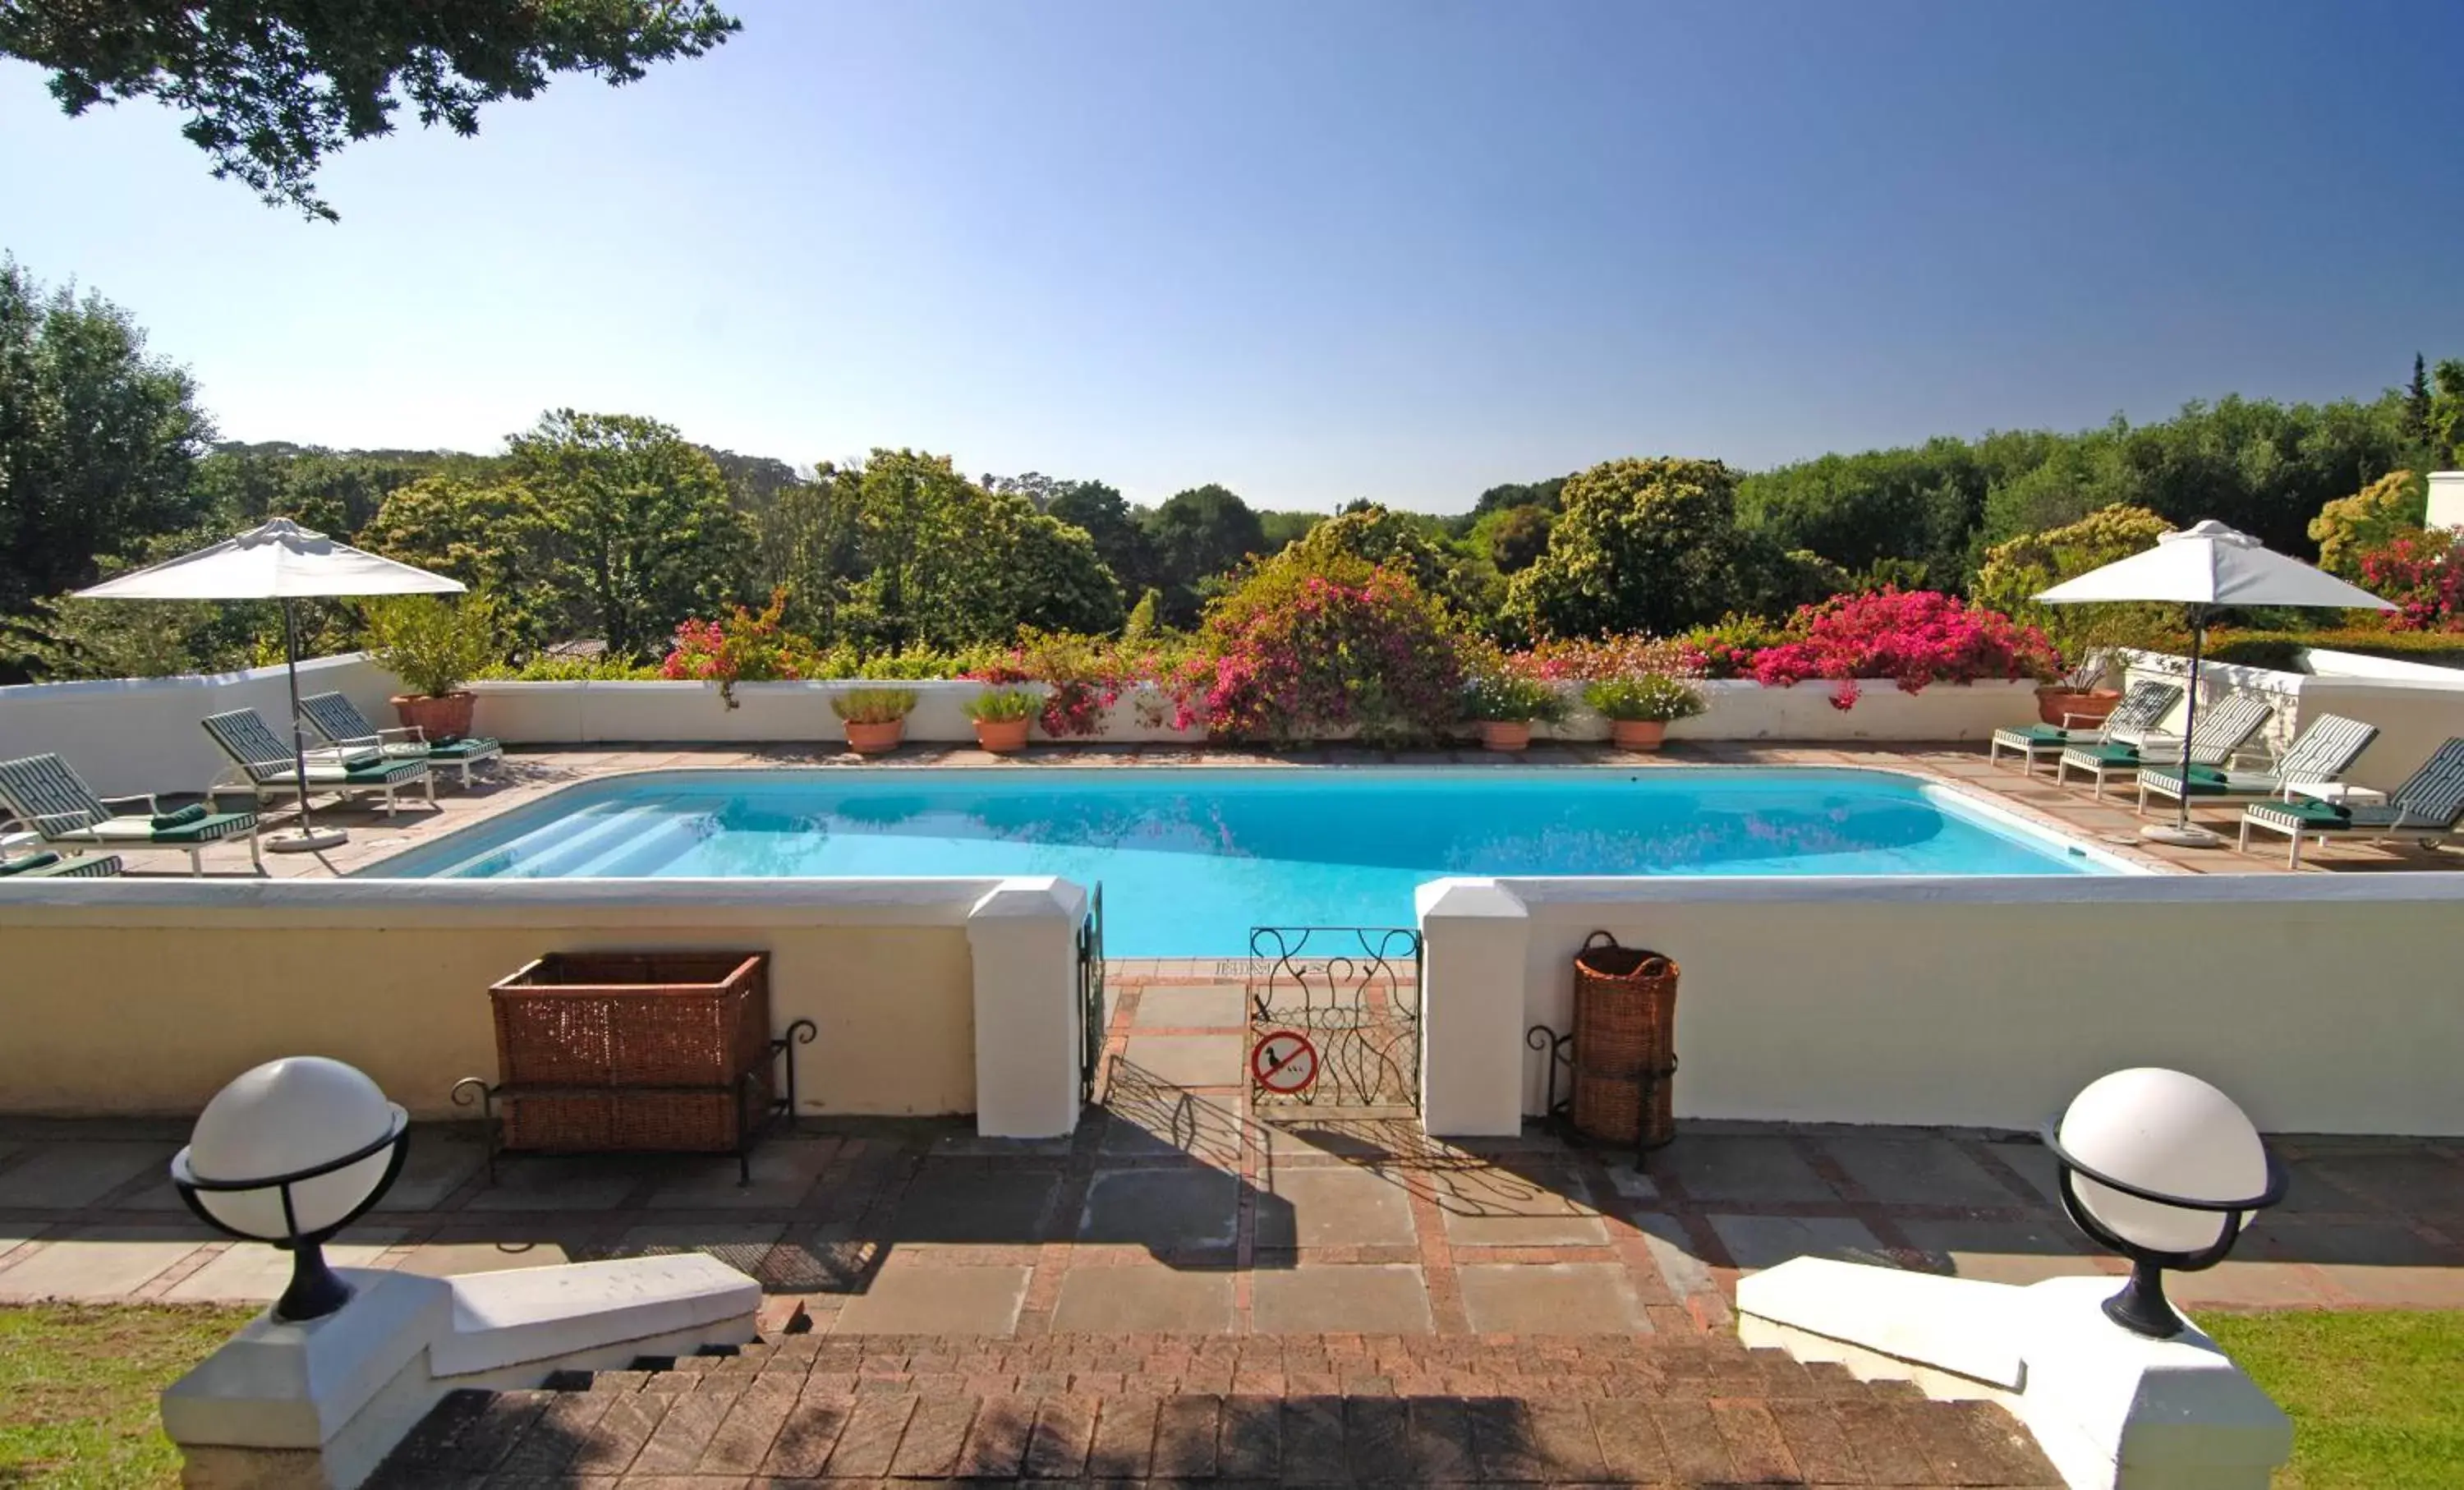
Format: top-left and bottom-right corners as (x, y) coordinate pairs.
(1611, 719), (1666, 752)
(843, 720), (906, 756)
(393, 692), (476, 739)
(1478, 720), (1533, 752)
(2034, 686), (2121, 728)
(973, 717), (1032, 754)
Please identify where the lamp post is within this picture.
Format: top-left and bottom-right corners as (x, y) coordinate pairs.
(2042, 1067), (2286, 1339)
(170, 1057), (410, 1322)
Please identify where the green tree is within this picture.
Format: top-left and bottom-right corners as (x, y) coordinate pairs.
(923, 493), (1125, 643)
(1142, 483), (1266, 625)
(1044, 479), (1153, 593)
(2431, 360), (2464, 469)
(501, 411), (752, 659)
(1257, 509), (1326, 550)
(2310, 471), (2428, 580)
(0, 258), (215, 624)
(1, 1), (740, 220)
(1971, 504), (2172, 678)
(1478, 504), (1554, 573)
(7, 523), (267, 680)
(189, 444), (446, 536)
(1505, 457), (1768, 639)
(2407, 354), (2433, 447)
(363, 471), (563, 646)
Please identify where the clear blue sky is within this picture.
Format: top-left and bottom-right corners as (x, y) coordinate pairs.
(4, 0), (2460, 513)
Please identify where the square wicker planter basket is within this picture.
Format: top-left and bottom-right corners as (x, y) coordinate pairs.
(490, 951), (773, 1155)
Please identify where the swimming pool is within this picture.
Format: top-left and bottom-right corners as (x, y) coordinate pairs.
(370, 767), (2131, 954)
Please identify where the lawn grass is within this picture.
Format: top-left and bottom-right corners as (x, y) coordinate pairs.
(2203, 1308), (2464, 1489)
(0, 1304), (255, 1489)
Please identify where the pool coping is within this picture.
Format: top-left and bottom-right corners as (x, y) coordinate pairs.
(349, 757), (2172, 882)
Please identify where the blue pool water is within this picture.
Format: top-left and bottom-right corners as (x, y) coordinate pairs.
(372, 768), (2121, 954)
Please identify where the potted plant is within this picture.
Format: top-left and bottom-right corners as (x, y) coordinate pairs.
(964, 687), (1039, 753)
(831, 687), (917, 755)
(364, 594), (500, 739)
(1460, 672), (1566, 752)
(1584, 674), (1706, 751)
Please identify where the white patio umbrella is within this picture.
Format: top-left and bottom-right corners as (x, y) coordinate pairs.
(76, 519), (464, 852)
(2035, 519), (2395, 846)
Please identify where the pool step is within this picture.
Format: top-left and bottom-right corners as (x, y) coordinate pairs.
(427, 800), (663, 879)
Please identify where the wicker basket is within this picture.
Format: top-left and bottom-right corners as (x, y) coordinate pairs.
(1570, 931), (1680, 1149)
(490, 951), (770, 1154)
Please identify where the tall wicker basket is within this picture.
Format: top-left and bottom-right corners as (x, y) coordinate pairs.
(489, 951), (771, 1154)
(1570, 931), (1680, 1150)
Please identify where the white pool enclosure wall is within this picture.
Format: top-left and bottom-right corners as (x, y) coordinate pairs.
(1418, 874), (2464, 1138)
(5, 870), (2461, 1139)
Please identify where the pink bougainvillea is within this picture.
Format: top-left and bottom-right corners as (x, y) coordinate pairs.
(1746, 588), (2060, 711)
(2357, 529), (2464, 632)
(1187, 562), (1464, 743)
(657, 588), (807, 707)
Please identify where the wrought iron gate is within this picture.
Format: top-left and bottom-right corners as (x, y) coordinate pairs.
(1246, 926), (1422, 1110)
(1078, 882), (1106, 1103)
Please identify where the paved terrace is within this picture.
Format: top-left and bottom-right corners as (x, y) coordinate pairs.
(86, 738), (2464, 879)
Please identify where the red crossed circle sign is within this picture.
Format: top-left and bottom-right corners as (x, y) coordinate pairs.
(1252, 1030), (1319, 1094)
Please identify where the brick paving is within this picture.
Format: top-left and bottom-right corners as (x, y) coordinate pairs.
(366, 1331), (2066, 1487)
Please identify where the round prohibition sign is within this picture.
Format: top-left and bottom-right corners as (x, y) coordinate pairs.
(1252, 1030), (1320, 1094)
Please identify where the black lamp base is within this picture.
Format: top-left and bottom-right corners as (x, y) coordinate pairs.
(273, 1239), (356, 1323)
(2101, 1259), (2187, 1340)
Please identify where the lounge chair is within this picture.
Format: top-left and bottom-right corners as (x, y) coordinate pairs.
(202, 708), (435, 817)
(2053, 691), (2273, 800)
(2239, 737), (2464, 867)
(2135, 713), (2380, 818)
(1988, 680), (2182, 775)
(0, 851), (125, 879)
(298, 691), (503, 789)
(0, 754), (260, 876)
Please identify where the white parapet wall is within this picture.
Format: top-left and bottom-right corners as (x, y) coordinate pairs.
(2115, 646), (2464, 795)
(0, 653), (403, 799)
(463, 678), (1209, 747)
(0, 875), (1088, 1138)
(1419, 872), (2464, 1138)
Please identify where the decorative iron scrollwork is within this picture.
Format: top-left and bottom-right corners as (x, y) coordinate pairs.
(1248, 926), (1422, 1109)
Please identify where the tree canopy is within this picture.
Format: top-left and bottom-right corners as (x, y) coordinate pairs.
(1142, 483), (1266, 626)
(1506, 458), (1772, 639)
(0, 0), (740, 218)
(0, 257), (214, 618)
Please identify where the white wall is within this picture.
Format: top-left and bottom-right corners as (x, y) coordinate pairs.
(1418, 874), (2464, 1138)
(466, 679), (1209, 747)
(2117, 648), (2464, 793)
(0, 875), (1087, 1138)
(0, 654), (401, 798)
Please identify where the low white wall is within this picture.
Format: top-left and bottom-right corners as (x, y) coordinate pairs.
(0, 654), (402, 799)
(1419, 875), (2464, 1138)
(1555, 678), (2039, 743)
(0, 876), (1087, 1138)
(467, 678), (1207, 747)
(2118, 648), (2464, 793)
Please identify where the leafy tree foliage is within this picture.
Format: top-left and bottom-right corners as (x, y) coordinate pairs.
(1, 0), (741, 219)
(1970, 504), (2173, 679)
(1478, 504), (1555, 573)
(9, 522), (267, 680)
(1142, 483), (1266, 626)
(500, 411), (752, 659)
(190, 444), (445, 536)
(1257, 509), (1326, 550)
(1044, 479), (1154, 594)
(364, 470), (562, 646)
(2310, 471), (2428, 581)
(1506, 457), (1775, 639)
(0, 258), (215, 621)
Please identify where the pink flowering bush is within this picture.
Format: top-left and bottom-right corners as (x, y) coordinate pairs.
(658, 588), (809, 707)
(1187, 555), (1464, 744)
(1747, 588), (2061, 711)
(2356, 529), (2464, 631)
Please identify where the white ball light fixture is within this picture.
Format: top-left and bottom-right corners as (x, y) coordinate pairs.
(170, 1057), (409, 1322)
(2043, 1067), (2285, 1338)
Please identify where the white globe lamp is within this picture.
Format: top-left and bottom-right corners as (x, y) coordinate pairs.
(170, 1057), (409, 1322)
(2043, 1067), (2285, 1337)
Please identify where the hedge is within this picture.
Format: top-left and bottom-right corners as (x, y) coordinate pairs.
(2200, 629), (2464, 672)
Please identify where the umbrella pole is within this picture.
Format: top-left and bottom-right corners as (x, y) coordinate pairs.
(2144, 603), (2223, 848)
(264, 598), (346, 853)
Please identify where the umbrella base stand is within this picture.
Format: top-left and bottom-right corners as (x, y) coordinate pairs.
(2141, 823), (2227, 848)
(265, 828), (349, 853)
